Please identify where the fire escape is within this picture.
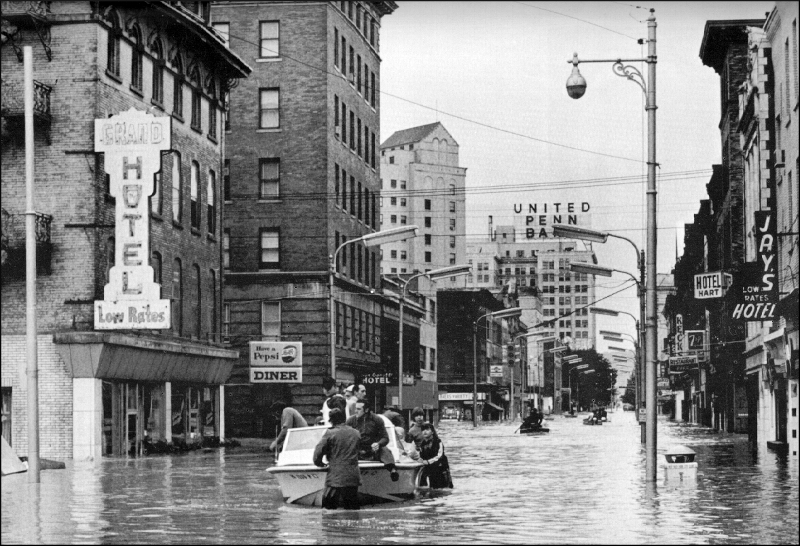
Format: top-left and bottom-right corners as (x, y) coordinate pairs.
(1, 2), (54, 280)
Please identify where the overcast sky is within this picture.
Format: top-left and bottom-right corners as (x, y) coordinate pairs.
(380, 1), (773, 350)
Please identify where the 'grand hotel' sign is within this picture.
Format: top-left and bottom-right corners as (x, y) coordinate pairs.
(94, 109), (171, 329)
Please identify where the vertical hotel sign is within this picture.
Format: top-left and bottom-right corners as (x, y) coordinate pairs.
(94, 109), (172, 329)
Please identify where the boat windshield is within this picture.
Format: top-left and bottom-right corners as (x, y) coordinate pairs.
(283, 426), (328, 452)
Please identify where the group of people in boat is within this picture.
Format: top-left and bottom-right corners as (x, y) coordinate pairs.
(270, 376), (453, 510)
(520, 407), (545, 432)
(584, 407), (608, 425)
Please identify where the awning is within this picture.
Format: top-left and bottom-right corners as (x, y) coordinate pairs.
(53, 331), (239, 384)
(484, 402), (503, 412)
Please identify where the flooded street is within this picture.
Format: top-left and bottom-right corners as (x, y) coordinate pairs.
(2, 413), (798, 544)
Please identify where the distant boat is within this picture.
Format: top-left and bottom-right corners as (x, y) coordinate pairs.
(519, 426), (550, 434)
(266, 415), (424, 506)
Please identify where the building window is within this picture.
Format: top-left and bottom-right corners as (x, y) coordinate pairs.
(223, 229), (230, 269)
(449, 201), (456, 213)
(172, 258), (182, 335)
(390, 215), (397, 224)
(449, 253), (456, 265)
(212, 22), (229, 46)
(341, 36), (347, 76)
(391, 249), (397, 259)
(222, 303), (230, 338)
(261, 301), (281, 339)
(223, 159), (231, 201)
(209, 270), (217, 338)
(334, 28), (339, 69)
(105, 10), (120, 77)
(208, 81), (217, 139)
(151, 39), (164, 105)
(190, 78), (202, 130)
(130, 24), (143, 92)
(193, 264), (202, 338)
(207, 170), (216, 235)
(173, 55), (184, 119)
(259, 229), (280, 269)
(259, 158), (280, 199)
(371, 72), (376, 107)
(260, 21), (279, 57)
(390, 179), (397, 189)
(349, 111), (355, 151)
(190, 161), (200, 229)
(259, 88), (280, 129)
(430, 347), (436, 371)
(400, 215), (407, 225)
(449, 218), (456, 231)
(425, 234), (432, 245)
(425, 252), (432, 263)
(171, 153), (182, 223)
(425, 217), (431, 228)
(450, 236), (456, 248)
(400, 198), (406, 207)
(400, 251), (407, 260)
(151, 251), (162, 297)
(334, 95), (340, 138)
(151, 172), (162, 215)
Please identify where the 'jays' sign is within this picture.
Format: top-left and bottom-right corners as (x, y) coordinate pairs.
(731, 211), (777, 322)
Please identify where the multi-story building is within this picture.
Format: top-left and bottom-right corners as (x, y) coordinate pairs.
(436, 289), (524, 421)
(466, 225), (597, 350)
(379, 122), (467, 285)
(1, 1), (249, 459)
(211, 1), (397, 432)
(700, 18), (764, 434)
(736, 2), (799, 458)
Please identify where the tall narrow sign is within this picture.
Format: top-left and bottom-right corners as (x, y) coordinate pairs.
(94, 109), (172, 329)
(731, 211), (778, 322)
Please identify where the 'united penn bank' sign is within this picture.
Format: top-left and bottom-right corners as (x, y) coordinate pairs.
(94, 109), (172, 329)
(512, 202), (592, 239)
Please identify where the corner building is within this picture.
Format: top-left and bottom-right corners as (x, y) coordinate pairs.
(212, 1), (397, 432)
(1, 1), (249, 460)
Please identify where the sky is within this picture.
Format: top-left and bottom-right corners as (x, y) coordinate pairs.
(379, 1), (773, 350)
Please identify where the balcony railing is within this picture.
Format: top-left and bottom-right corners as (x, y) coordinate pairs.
(0, 79), (51, 122)
(1, 2), (52, 61)
(0, 208), (53, 279)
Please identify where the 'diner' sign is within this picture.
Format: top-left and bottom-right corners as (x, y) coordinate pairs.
(94, 108), (172, 329)
(249, 341), (302, 383)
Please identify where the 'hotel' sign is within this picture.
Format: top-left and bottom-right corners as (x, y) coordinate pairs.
(94, 109), (172, 329)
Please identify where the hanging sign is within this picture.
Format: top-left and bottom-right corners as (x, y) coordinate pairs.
(731, 211), (778, 321)
(94, 109), (171, 329)
(250, 341), (302, 383)
(669, 355), (698, 374)
(694, 271), (730, 299)
(490, 365), (504, 377)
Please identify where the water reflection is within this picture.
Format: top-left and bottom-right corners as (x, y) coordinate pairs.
(2, 415), (797, 544)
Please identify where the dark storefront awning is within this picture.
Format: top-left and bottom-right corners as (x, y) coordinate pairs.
(484, 402), (503, 412)
(54, 331), (239, 384)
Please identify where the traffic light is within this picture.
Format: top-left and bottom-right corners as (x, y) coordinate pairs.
(506, 344), (515, 366)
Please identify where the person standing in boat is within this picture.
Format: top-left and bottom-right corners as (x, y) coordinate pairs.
(414, 423), (453, 489)
(346, 399), (400, 482)
(319, 376), (347, 426)
(268, 401), (308, 453)
(313, 408), (361, 510)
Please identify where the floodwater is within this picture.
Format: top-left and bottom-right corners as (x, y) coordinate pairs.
(2, 414), (798, 544)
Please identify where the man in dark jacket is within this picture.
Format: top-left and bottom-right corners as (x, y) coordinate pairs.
(346, 400), (399, 481)
(313, 408), (361, 509)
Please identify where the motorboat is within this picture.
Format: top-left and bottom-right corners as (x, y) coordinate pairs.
(266, 415), (424, 506)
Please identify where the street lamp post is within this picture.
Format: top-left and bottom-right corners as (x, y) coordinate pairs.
(473, 307), (522, 427)
(397, 264), (471, 412)
(564, 8), (658, 482)
(513, 331), (551, 421)
(329, 226), (418, 379)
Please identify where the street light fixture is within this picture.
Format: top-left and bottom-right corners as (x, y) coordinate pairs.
(564, 8), (659, 482)
(397, 264), (471, 411)
(329, 225), (418, 379)
(473, 307), (522, 427)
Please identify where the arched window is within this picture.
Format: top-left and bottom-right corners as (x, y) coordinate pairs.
(106, 10), (121, 77)
(190, 161), (200, 229)
(171, 152), (182, 222)
(190, 67), (202, 130)
(193, 264), (202, 338)
(172, 258), (182, 335)
(151, 39), (164, 105)
(173, 54), (184, 118)
(207, 78), (217, 139)
(130, 24), (143, 91)
(207, 169), (216, 235)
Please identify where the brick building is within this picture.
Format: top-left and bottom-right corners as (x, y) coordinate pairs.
(211, 1), (397, 433)
(1, 1), (249, 459)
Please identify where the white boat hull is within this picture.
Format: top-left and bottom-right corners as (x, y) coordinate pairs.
(267, 461), (423, 506)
